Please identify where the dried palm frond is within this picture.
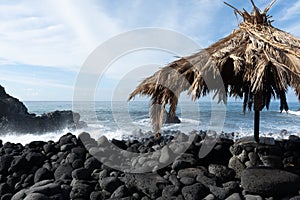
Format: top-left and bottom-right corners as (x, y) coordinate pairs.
(129, 0), (300, 136)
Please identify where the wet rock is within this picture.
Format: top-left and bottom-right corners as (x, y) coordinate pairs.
(203, 194), (216, 200)
(241, 168), (300, 196)
(72, 168), (91, 180)
(225, 193), (242, 200)
(54, 163), (73, 180)
(34, 167), (53, 183)
(26, 181), (61, 196)
(10, 156), (28, 172)
(84, 157), (102, 172)
(24, 193), (50, 200)
(290, 196), (300, 200)
(244, 194), (263, 200)
(0, 155), (14, 174)
(11, 189), (26, 200)
(25, 152), (45, 167)
(111, 139), (127, 150)
(0, 85), (86, 133)
(181, 183), (209, 200)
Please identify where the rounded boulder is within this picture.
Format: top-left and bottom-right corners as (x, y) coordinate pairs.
(241, 168), (300, 196)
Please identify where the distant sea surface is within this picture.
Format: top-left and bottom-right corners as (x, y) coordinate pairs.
(1, 101), (300, 144)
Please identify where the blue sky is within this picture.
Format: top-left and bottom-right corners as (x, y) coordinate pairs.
(0, 0), (300, 102)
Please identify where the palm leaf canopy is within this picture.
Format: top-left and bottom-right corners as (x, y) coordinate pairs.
(129, 0), (300, 134)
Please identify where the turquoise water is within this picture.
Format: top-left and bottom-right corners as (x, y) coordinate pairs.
(23, 100), (300, 136)
(1, 100), (299, 144)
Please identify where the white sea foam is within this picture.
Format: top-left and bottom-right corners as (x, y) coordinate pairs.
(288, 110), (300, 116)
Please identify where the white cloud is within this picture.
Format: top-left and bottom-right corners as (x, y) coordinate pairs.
(0, 0), (122, 68)
(0, 70), (73, 89)
(280, 0), (300, 21)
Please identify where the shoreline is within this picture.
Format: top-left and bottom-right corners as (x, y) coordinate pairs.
(0, 131), (299, 199)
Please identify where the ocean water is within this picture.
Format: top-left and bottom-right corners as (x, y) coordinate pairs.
(1, 100), (300, 144)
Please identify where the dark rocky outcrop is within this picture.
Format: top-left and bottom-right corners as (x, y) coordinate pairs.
(163, 110), (181, 124)
(0, 85), (86, 133)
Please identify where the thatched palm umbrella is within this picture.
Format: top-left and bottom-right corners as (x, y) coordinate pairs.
(129, 0), (300, 142)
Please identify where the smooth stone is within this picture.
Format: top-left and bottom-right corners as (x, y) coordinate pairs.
(0, 155), (14, 174)
(84, 157), (102, 172)
(178, 167), (206, 178)
(180, 177), (195, 185)
(241, 168), (300, 196)
(24, 193), (50, 200)
(26, 182), (60, 196)
(11, 189), (26, 200)
(182, 183), (209, 200)
(290, 195), (300, 200)
(228, 156), (246, 178)
(72, 168), (91, 180)
(25, 152), (45, 166)
(78, 132), (91, 142)
(203, 194), (216, 200)
(10, 156), (28, 172)
(244, 194), (263, 200)
(225, 193), (242, 200)
(54, 163), (73, 180)
(60, 143), (74, 152)
(34, 167), (53, 183)
(59, 133), (75, 146)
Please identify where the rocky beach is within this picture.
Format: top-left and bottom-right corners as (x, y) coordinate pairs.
(0, 131), (299, 199)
